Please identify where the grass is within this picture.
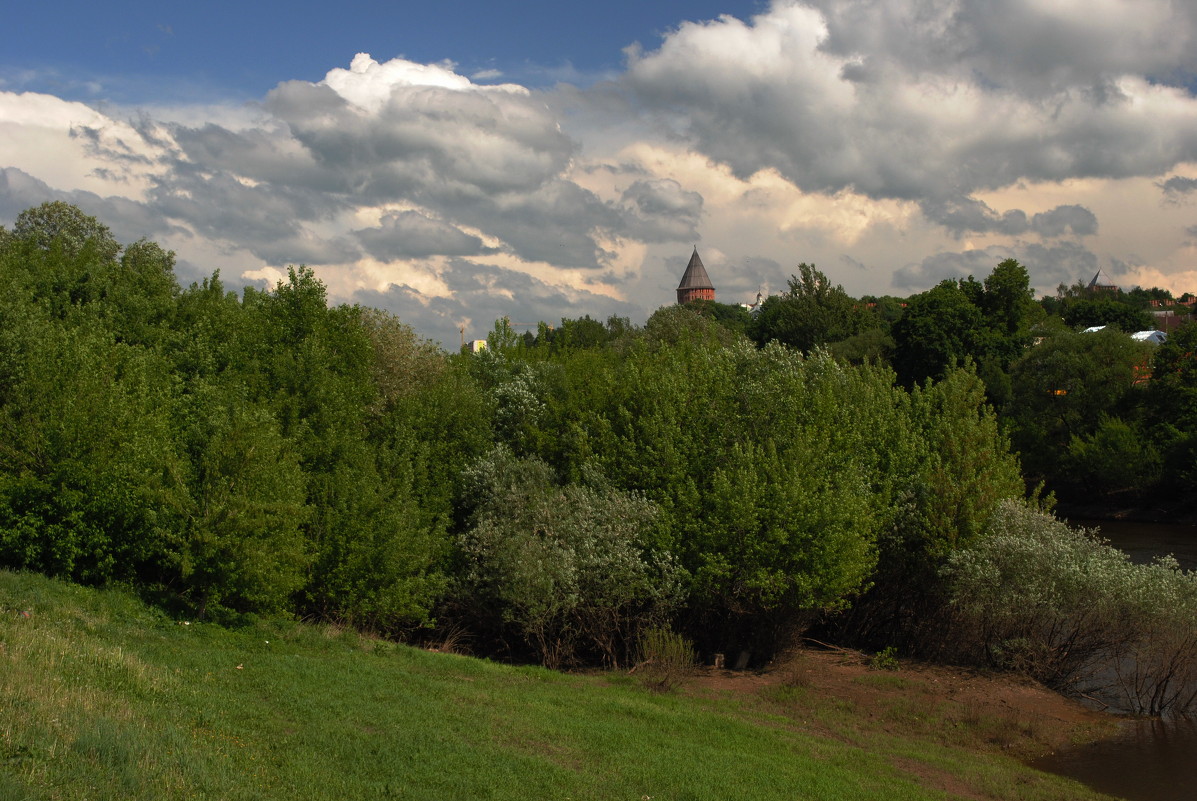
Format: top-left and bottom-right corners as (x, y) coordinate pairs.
(0, 570), (1121, 801)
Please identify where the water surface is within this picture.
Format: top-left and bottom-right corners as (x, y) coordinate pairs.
(1031, 717), (1197, 801)
(1031, 519), (1197, 799)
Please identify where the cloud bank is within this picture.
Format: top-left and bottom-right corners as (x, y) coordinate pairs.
(2, 2), (1196, 345)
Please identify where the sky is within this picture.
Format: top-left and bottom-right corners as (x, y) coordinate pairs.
(2, 0), (1196, 347)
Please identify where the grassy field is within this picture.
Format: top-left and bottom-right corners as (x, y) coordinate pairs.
(0, 570), (1118, 801)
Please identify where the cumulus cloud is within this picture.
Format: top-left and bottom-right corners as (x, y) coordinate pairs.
(623, 1), (1197, 211)
(265, 54), (572, 199)
(352, 258), (642, 346)
(1030, 205), (1098, 238)
(893, 240), (1100, 292)
(920, 196), (1097, 238)
(0, 167), (178, 244)
(355, 210), (494, 260)
(619, 178), (703, 242)
(1161, 175), (1197, 198)
(4, 5), (1197, 345)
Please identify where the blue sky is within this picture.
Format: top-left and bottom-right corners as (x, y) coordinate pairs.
(2, 0), (1196, 347)
(2, 1), (765, 101)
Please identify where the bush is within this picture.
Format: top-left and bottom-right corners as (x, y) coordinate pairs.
(456, 448), (686, 668)
(635, 627), (696, 691)
(944, 501), (1197, 715)
(869, 646), (899, 671)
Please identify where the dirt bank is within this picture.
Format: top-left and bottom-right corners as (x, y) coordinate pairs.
(685, 644), (1116, 762)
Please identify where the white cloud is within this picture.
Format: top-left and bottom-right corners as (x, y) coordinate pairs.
(3, 4), (1197, 346)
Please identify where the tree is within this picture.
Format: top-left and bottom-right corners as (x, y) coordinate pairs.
(1006, 328), (1154, 496)
(1141, 321), (1197, 498)
(12, 201), (120, 262)
(752, 264), (871, 352)
(177, 381), (309, 618)
(891, 280), (992, 385)
(981, 259), (1038, 338)
(1062, 299), (1153, 332)
(684, 300), (754, 339)
(945, 501), (1197, 715)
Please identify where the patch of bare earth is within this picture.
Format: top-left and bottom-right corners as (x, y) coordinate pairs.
(683, 645), (1117, 800)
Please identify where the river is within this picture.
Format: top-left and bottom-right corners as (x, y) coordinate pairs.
(1030, 518), (1197, 801)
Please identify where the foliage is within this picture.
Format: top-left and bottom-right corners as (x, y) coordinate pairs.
(176, 381), (309, 617)
(1141, 320), (1197, 499)
(1061, 299), (1153, 332)
(839, 366), (1025, 654)
(752, 263), (872, 352)
(891, 261), (1039, 404)
(457, 448), (685, 667)
(944, 501), (1197, 715)
(1005, 328), (1155, 498)
(891, 280), (992, 385)
(869, 646), (899, 671)
(634, 626), (697, 690)
(0, 204), (459, 627)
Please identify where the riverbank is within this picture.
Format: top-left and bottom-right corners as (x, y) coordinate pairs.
(684, 645), (1116, 764)
(1, 569), (1124, 801)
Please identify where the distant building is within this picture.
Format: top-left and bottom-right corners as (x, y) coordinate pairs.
(1131, 330), (1168, 345)
(676, 247), (716, 304)
(1087, 269), (1120, 294)
(740, 289), (765, 315)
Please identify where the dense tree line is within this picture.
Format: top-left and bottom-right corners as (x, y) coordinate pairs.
(1, 202), (1193, 696)
(0, 202), (1028, 668)
(740, 257), (1197, 508)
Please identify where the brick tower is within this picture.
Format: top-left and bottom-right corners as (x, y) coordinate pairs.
(676, 247), (715, 304)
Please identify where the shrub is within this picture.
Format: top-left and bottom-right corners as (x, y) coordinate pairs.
(457, 448), (686, 668)
(635, 627), (696, 691)
(869, 646), (899, 671)
(944, 501), (1197, 715)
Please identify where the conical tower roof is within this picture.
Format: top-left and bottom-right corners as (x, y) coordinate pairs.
(677, 247), (714, 291)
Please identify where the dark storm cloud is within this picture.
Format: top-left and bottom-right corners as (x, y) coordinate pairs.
(921, 197), (1097, 238)
(1161, 176), (1197, 198)
(809, 0), (1197, 97)
(1030, 205), (1098, 238)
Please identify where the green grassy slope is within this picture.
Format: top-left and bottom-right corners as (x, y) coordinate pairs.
(0, 571), (1113, 801)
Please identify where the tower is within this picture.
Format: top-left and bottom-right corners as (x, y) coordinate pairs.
(676, 247), (715, 304)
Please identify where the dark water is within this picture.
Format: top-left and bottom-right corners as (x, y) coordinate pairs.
(1031, 519), (1197, 801)
(1068, 518), (1197, 571)
(1031, 718), (1197, 801)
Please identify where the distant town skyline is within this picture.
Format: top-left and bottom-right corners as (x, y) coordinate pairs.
(3, 0), (1196, 346)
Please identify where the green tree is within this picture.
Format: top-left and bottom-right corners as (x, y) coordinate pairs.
(12, 201), (120, 262)
(1141, 321), (1197, 497)
(1006, 328), (1154, 496)
(178, 381), (309, 618)
(752, 264), (870, 352)
(891, 280), (992, 385)
(1062, 299), (1153, 332)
